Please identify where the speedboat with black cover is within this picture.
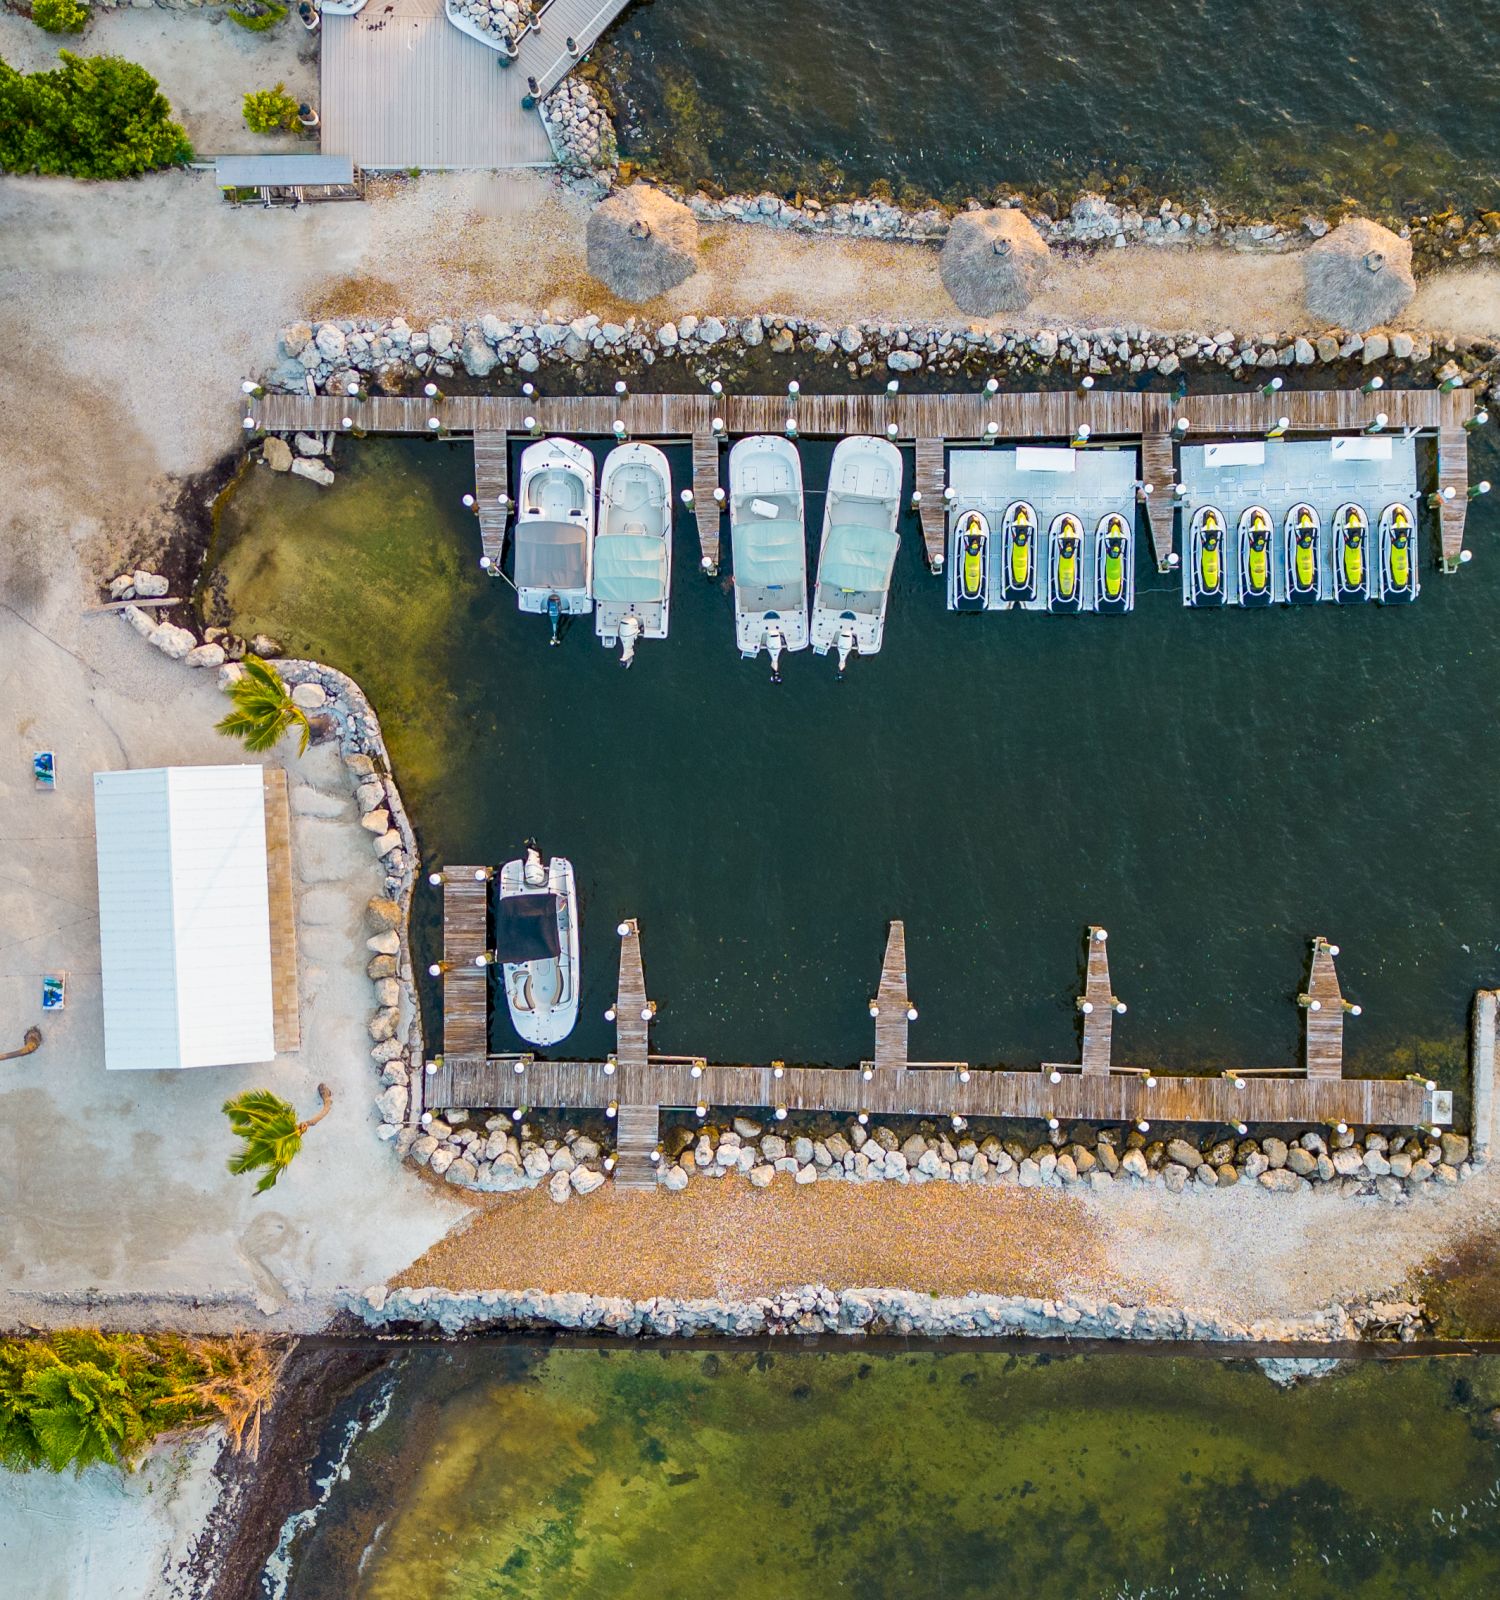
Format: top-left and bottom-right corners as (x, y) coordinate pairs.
(1094, 511), (1132, 614)
(1284, 502), (1321, 605)
(1332, 502), (1370, 603)
(1047, 513), (1083, 614)
(1379, 502), (1418, 603)
(1237, 505), (1273, 606)
(1188, 505), (1227, 606)
(999, 500), (1039, 606)
(495, 844), (579, 1046)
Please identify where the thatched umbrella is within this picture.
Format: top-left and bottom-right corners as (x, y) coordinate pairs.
(1302, 218), (1415, 331)
(940, 208), (1051, 316)
(586, 185), (699, 303)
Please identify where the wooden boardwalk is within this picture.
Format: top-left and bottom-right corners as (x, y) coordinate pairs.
(1078, 926), (1118, 1074)
(871, 921), (911, 1071)
(262, 769), (301, 1054)
(253, 386), (1471, 577)
(440, 868), (489, 1057)
(423, 909), (1433, 1134)
(472, 431), (509, 570)
(520, 0), (635, 99)
(1302, 935), (1351, 1078)
(690, 431), (723, 572)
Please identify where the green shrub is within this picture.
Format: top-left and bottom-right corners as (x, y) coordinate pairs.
(0, 52), (193, 180)
(242, 83), (299, 135)
(32, 0), (90, 35)
(228, 0), (288, 31)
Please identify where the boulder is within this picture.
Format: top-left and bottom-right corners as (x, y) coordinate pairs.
(149, 623), (197, 660)
(571, 1166), (606, 1195)
(376, 1083), (408, 1122)
(444, 1157), (479, 1186)
(1440, 1132), (1470, 1167)
(361, 808), (391, 834)
(314, 322), (347, 362)
(748, 1164), (774, 1187)
(1263, 1137), (1288, 1169)
(548, 1169), (572, 1203)
(1258, 1168), (1302, 1193)
(461, 327), (499, 377)
(1120, 1148), (1150, 1181)
(185, 643), (226, 669)
(662, 1163), (690, 1191)
(294, 432), (325, 457)
(291, 681), (329, 710)
(373, 830), (403, 858)
(367, 931), (401, 956)
(132, 570), (169, 598)
(367, 896), (402, 930)
(1162, 1162), (1190, 1193)
(290, 458), (335, 488)
(1165, 1138), (1203, 1170)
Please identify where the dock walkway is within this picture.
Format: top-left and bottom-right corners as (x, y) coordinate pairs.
(423, 881), (1442, 1141)
(255, 387), (1473, 568)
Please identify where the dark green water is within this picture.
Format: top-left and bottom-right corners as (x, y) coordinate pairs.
(602, 0), (1500, 213)
(277, 1346), (1500, 1598)
(209, 429), (1499, 1092)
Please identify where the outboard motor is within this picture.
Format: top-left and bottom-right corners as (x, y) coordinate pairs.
(834, 617), (856, 679)
(765, 620), (785, 684)
(523, 844), (546, 888)
(546, 594), (562, 646)
(618, 612), (642, 668)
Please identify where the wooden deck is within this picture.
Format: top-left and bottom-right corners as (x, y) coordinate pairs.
(1078, 926), (1117, 1075)
(253, 387), (1471, 579)
(1303, 935), (1350, 1078)
(871, 921), (911, 1071)
(262, 769), (301, 1054)
(422, 910), (1433, 1135)
(522, 0), (636, 99)
(440, 868), (489, 1057)
(472, 430), (509, 570)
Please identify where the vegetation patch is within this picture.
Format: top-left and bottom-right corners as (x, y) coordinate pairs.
(242, 83), (299, 136)
(31, 0), (89, 35)
(0, 51), (192, 179)
(228, 0), (288, 31)
(0, 1331), (284, 1474)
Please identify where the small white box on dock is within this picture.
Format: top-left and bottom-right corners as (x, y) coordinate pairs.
(1204, 442), (1266, 469)
(1015, 446), (1076, 473)
(1330, 435), (1393, 461)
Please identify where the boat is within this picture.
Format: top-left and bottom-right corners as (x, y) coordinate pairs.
(810, 436), (903, 674)
(1237, 505), (1274, 607)
(952, 510), (990, 611)
(1188, 505), (1227, 606)
(514, 437), (595, 644)
(1047, 513), (1084, 614)
(593, 442), (673, 666)
(999, 500), (1039, 606)
(1094, 511), (1133, 614)
(729, 435), (808, 680)
(1332, 502), (1370, 603)
(1379, 502), (1418, 603)
(1284, 502), (1321, 605)
(495, 844), (579, 1046)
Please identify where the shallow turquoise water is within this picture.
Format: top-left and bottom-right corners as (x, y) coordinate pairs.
(602, 0), (1500, 212)
(280, 1347), (1500, 1599)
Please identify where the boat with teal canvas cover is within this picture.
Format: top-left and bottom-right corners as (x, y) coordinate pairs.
(729, 435), (808, 681)
(810, 436), (903, 674)
(593, 442), (673, 666)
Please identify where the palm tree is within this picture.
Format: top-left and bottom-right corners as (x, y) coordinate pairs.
(215, 654), (311, 755)
(223, 1083), (333, 1194)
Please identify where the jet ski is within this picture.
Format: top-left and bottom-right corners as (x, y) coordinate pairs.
(1047, 513), (1083, 614)
(1237, 505), (1273, 607)
(1094, 511), (1132, 615)
(1378, 502), (1417, 603)
(953, 510), (989, 611)
(1284, 502), (1321, 605)
(1189, 505), (1227, 606)
(1332, 502), (1370, 603)
(999, 500), (1039, 607)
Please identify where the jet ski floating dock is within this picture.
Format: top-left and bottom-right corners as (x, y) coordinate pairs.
(1177, 434), (1422, 605)
(430, 874), (1452, 1189)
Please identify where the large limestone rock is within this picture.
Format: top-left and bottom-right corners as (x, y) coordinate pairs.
(940, 208), (1051, 316)
(586, 185), (699, 303)
(1302, 218), (1415, 332)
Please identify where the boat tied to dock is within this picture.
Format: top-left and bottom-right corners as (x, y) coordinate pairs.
(729, 434), (809, 680)
(810, 435), (903, 675)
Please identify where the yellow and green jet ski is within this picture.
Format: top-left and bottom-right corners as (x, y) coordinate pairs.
(1378, 501), (1417, 603)
(1189, 505), (1227, 606)
(1237, 505), (1273, 607)
(1094, 511), (1132, 614)
(953, 509), (989, 611)
(1333, 502), (1370, 604)
(1000, 500), (1039, 606)
(1047, 512), (1083, 613)
(1284, 502), (1321, 604)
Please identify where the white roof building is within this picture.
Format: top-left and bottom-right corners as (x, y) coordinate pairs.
(93, 765), (278, 1071)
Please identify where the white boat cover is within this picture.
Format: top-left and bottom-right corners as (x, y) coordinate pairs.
(735, 519), (805, 587)
(593, 532), (667, 603)
(819, 522), (900, 593)
(515, 520), (587, 589)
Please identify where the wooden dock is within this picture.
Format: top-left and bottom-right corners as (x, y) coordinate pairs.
(422, 906), (1434, 1138)
(472, 430), (509, 570)
(262, 768), (301, 1054)
(1302, 935), (1352, 1078)
(690, 430), (723, 572)
(1078, 926), (1118, 1074)
(440, 867), (489, 1057)
(253, 386), (1473, 575)
(871, 921), (911, 1071)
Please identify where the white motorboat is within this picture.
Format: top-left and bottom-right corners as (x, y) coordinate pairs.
(514, 437), (594, 643)
(729, 434), (808, 680)
(495, 845), (579, 1046)
(810, 435), (903, 674)
(594, 442), (673, 666)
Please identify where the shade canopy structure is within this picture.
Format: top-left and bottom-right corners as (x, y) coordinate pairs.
(733, 519), (805, 588)
(514, 519), (588, 590)
(940, 208), (1051, 316)
(586, 185), (700, 303)
(492, 892), (562, 964)
(93, 766), (276, 1071)
(1302, 218), (1415, 332)
(819, 521), (901, 593)
(215, 154), (356, 187)
(593, 532), (668, 603)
